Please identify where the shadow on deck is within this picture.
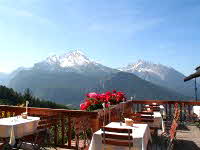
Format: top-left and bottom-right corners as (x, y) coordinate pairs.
(174, 124), (200, 150)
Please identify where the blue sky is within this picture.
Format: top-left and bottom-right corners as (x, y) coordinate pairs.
(0, 0), (199, 75)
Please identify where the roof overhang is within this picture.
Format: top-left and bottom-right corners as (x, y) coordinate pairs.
(184, 71), (200, 82)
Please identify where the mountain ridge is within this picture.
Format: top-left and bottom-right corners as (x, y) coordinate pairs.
(119, 60), (198, 98)
(7, 50), (193, 105)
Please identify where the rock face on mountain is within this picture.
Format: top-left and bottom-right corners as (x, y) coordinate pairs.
(104, 72), (189, 100)
(9, 51), (192, 105)
(120, 60), (197, 98)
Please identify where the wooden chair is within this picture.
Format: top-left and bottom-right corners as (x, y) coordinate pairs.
(161, 119), (178, 150)
(142, 106), (160, 112)
(165, 108), (180, 131)
(138, 111), (154, 115)
(132, 112), (154, 121)
(20, 114), (58, 150)
(101, 125), (152, 150)
(101, 127), (133, 150)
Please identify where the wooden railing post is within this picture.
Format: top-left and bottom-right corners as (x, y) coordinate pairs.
(169, 104), (172, 119)
(90, 116), (100, 133)
(165, 104), (168, 117)
(61, 114), (65, 145)
(67, 114), (72, 148)
(188, 105), (191, 116)
(54, 123), (58, 145)
(180, 103), (183, 122)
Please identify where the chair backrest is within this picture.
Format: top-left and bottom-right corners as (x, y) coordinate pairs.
(138, 111), (153, 115)
(167, 119), (178, 150)
(101, 127), (133, 149)
(130, 112), (154, 123)
(169, 120), (178, 140)
(174, 109), (180, 121)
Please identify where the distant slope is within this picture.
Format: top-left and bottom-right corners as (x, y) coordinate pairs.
(103, 72), (191, 100)
(9, 70), (191, 105)
(9, 50), (192, 105)
(120, 60), (198, 98)
(9, 69), (101, 105)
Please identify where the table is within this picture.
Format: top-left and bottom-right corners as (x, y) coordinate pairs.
(0, 116), (40, 146)
(89, 122), (151, 150)
(153, 112), (164, 132)
(193, 106), (200, 118)
(159, 105), (165, 116)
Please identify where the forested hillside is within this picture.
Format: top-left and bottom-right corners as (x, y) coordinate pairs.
(0, 85), (69, 109)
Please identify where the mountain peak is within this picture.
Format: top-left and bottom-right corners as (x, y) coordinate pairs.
(120, 59), (174, 80)
(43, 50), (92, 68)
(59, 50), (91, 67)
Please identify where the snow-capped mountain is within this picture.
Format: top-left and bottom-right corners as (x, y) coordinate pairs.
(120, 60), (197, 97)
(120, 60), (175, 81)
(33, 50), (116, 75)
(45, 50), (91, 67)
(8, 52), (192, 105)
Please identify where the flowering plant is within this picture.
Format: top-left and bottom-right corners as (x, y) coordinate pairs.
(80, 90), (126, 111)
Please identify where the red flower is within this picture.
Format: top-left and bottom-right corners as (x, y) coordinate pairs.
(116, 91), (125, 102)
(105, 91), (112, 96)
(105, 95), (111, 102)
(99, 93), (106, 102)
(112, 90), (117, 93)
(87, 92), (98, 99)
(81, 90), (126, 111)
(80, 103), (86, 110)
(85, 100), (91, 107)
(106, 103), (110, 108)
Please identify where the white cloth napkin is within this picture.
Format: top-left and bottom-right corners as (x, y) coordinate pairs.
(9, 126), (15, 146)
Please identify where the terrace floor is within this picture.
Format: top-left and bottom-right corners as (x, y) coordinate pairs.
(3, 124), (200, 150)
(50, 124), (200, 150)
(174, 124), (200, 150)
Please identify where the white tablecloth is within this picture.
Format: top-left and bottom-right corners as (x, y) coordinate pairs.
(89, 122), (152, 150)
(0, 116), (40, 145)
(193, 106), (200, 117)
(159, 105), (165, 116)
(153, 112), (164, 132)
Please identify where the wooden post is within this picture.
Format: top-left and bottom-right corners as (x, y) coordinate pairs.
(54, 124), (58, 145)
(67, 115), (72, 148)
(61, 114), (65, 145)
(188, 105), (191, 115)
(180, 103), (183, 122)
(165, 104), (168, 117)
(169, 104), (172, 119)
(90, 117), (100, 133)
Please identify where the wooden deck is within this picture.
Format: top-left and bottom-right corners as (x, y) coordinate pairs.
(174, 124), (200, 150)
(51, 125), (200, 150)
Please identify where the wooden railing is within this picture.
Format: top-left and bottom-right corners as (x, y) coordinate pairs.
(130, 100), (200, 122)
(0, 100), (200, 148)
(0, 105), (98, 149)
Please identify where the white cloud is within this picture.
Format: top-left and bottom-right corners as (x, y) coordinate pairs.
(0, 5), (52, 25)
(89, 17), (163, 35)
